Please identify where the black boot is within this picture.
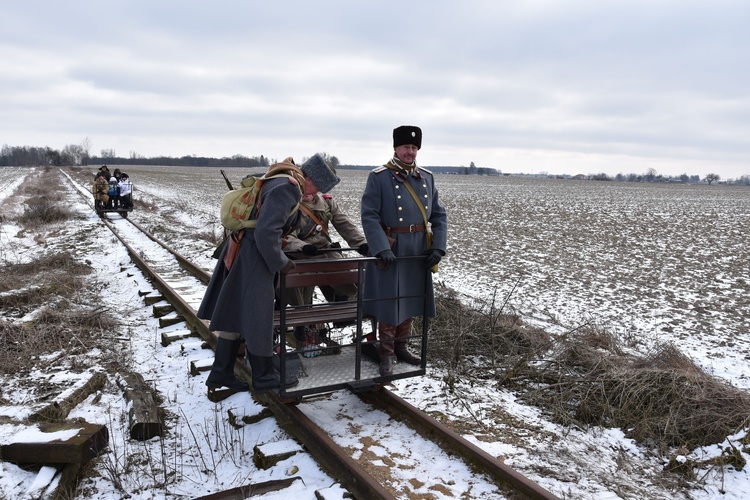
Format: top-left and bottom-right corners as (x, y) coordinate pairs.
(206, 338), (249, 391)
(247, 354), (299, 393)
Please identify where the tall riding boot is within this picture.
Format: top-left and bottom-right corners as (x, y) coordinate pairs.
(247, 354), (299, 393)
(378, 322), (397, 376)
(205, 337), (249, 391)
(395, 318), (421, 365)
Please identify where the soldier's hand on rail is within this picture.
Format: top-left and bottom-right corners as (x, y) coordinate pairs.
(424, 249), (444, 269)
(302, 244), (319, 256)
(376, 249), (396, 266)
(357, 243), (370, 256)
(280, 259), (297, 274)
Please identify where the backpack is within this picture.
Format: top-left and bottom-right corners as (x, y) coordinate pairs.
(220, 163), (304, 231)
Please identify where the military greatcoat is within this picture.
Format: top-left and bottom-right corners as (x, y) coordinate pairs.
(360, 164), (448, 326)
(284, 193), (366, 254)
(197, 176), (302, 357)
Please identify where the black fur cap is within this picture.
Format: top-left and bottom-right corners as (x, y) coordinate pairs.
(393, 125), (422, 149)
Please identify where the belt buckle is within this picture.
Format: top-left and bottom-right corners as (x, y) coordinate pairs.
(409, 224), (416, 233)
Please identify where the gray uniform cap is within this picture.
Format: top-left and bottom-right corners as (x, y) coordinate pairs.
(301, 154), (340, 193)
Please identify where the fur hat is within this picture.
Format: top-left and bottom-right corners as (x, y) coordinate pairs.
(301, 154), (340, 193)
(393, 125), (422, 149)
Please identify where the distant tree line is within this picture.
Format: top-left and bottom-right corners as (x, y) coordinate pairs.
(579, 168), (749, 185)
(3, 140), (747, 184)
(94, 152), (271, 168)
(1, 142), (271, 169)
(339, 163), (501, 176)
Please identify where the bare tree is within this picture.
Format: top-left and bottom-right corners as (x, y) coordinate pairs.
(705, 173), (720, 185)
(80, 137), (92, 165)
(62, 143), (85, 165)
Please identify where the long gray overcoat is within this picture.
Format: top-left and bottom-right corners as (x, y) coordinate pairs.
(197, 176), (301, 357)
(360, 164), (447, 326)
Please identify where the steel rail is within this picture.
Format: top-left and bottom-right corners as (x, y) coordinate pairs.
(360, 389), (561, 500)
(124, 218), (211, 284)
(99, 216), (397, 499)
(87, 185), (559, 499)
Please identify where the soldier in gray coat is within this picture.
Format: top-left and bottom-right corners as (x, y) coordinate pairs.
(283, 154), (369, 356)
(361, 125), (448, 376)
(284, 154), (369, 305)
(198, 157), (340, 397)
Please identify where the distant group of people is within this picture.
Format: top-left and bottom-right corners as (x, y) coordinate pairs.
(92, 165), (133, 210)
(198, 125), (448, 398)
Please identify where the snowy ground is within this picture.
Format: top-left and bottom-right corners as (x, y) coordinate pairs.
(1, 165), (749, 499)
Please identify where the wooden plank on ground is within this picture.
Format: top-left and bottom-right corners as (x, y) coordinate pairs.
(116, 371), (163, 440)
(0, 422), (108, 465)
(29, 372), (107, 423)
(192, 477), (303, 499)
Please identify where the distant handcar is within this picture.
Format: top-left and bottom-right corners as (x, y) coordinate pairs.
(93, 181), (134, 218)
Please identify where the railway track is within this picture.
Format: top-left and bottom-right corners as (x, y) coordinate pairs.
(67, 171), (560, 499)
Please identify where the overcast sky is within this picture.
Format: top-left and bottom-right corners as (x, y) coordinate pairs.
(2, 1), (748, 178)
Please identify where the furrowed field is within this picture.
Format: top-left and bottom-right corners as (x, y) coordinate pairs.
(120, 165), (750, 390)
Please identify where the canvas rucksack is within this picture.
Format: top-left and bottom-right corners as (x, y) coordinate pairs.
(220, 163), (304, 231)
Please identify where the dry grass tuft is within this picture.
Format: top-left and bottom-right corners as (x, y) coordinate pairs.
(426, 283), (552, 387)
(429, 286), (750, 451)
(0, 251), (117, 375)
(18, 197), (75, 225)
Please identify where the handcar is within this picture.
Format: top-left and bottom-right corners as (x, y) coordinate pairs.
(274, 253), (430, 398)
(93, 181), (134, 218)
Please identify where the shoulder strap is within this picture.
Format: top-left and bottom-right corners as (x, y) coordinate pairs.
(401, 181), (433, 250)
(402, 181), (429, 228)
(299, 204), (330, 236)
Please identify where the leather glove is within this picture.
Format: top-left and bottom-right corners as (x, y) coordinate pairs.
(357, 243), (370, 256)
(376, 249), (396, 266)
(302, 244), (319, 256)
(280, 259), (296, 274)
(424, 249), (443, 269)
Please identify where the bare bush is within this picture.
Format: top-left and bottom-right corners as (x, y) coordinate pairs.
(429, 286), (750, 452)
(523, 329), (750, 449)
(426, 283), (551, 391)
(18, 197), (75, 225)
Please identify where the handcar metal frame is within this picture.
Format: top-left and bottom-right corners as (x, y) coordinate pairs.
(275, 255), (430, 397)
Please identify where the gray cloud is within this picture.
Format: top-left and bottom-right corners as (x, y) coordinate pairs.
(1, 0), (748, 178)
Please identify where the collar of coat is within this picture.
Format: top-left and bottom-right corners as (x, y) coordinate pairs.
(302, 192), (329, 210)
(385, 157), (423, 180)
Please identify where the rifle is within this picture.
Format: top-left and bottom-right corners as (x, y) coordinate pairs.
(213, 170), (235, 259)
(220, 169), (234, 191)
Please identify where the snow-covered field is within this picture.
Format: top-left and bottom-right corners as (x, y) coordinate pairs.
(125, 165), (750, 388)
(2, 164), (749, 499)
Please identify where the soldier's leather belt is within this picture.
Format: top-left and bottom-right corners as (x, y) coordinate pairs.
(386, 224), (426, 234)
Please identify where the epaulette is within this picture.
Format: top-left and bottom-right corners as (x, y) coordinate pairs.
(418, 166), (433, 175)
(322, 193), (333, 199)
(373, 166), (388, 173)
